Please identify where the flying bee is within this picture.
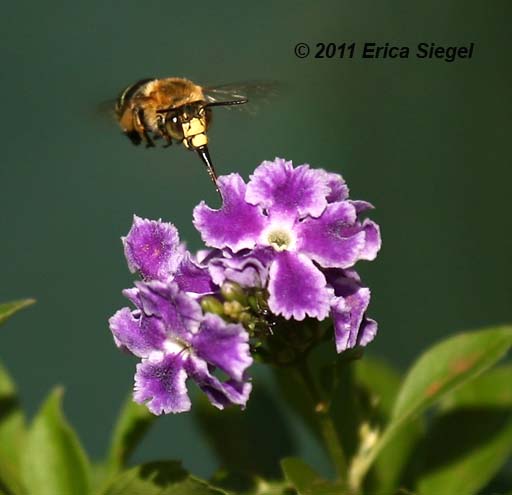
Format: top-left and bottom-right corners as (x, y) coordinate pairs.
(114, 77), (274, 190)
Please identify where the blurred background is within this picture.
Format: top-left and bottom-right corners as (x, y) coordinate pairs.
(0, 0), (510, 479)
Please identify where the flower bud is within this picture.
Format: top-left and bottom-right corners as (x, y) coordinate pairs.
(200, 296), (224, 315)
(221, 281), (247, 304)
(223, 300), (245, 319)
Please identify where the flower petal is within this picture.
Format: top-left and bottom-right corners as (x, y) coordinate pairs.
(122, 216), (184, 281)
(174, 252), (216, 295)
(350, 200), (374, 214)
(318, 169), (349, 203)
(208, 248), (272, 288)
(220, 379), (252, 407)
(246, 158), (330, 218)
(268, 251), (332, 320)
(122, 287), (142, 307)
(360, 219), (382, 261)
(323, 267), (361, 286)
(193, 174), (266, 252)
(136, 281), (202, 338)
(359, 317), (378, 347)
(191, 314), (252, 382)
(134, 354), (191, 414)
(186, 356), (252, 409)
(109, 307), (166, 358)
(330, 283), (376, 353)
(297, 202), (367, 268)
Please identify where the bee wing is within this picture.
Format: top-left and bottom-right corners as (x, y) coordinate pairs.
(202, 81), (281, 113)
(96, 98), (118, 120)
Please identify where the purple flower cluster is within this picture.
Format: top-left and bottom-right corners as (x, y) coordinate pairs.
(109, 158), (381, 414)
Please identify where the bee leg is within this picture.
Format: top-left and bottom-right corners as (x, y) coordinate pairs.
(134, 107), (155, 148)
(156, 114), (173, 148)
(124, 130), (142, 146)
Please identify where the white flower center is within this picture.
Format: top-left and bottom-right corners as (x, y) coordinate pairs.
(262, 220), (297, 252)
(147, 337), (189, 362)
(163, 338), (187, 355)
(267, 230), (292, 250)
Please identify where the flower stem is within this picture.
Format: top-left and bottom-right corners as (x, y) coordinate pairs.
(296, 359), (348, 481)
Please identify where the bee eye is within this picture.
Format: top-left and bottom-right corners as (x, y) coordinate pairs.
(165, 111), (184, 141)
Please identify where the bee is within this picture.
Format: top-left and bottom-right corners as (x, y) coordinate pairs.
(115, 77), (271, 190)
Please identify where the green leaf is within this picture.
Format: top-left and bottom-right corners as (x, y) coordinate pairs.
(281, 458), (345, 495)
(98, 461), (228, 495)
(321, 354), (421, 493)
(105, 395), (156, 475)
(194, 386), (296, 480)
(393, 327), (512, 420)
(209, 471), (291, 495)
(353, 358), (423, 495)
(0, 451), (26, 495)
(0, 300), (35, 327)
(21, 388), (91, 495)
(0, 363), (26, 471)
(411, 365), (512, 495)
(349, 325), (512, 490)
(439, 365), (512, 410)
(415, 409), (512, 495)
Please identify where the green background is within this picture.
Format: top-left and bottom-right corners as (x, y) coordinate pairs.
(1, 0), (510, 478)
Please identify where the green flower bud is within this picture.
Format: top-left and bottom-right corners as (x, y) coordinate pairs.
(223, 300), (245, 319)
(200, 296), (224, 315)
(221, 281), (247, 304)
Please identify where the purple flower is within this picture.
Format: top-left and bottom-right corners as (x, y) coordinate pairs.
(193, 158), (381, 322)
(123, 215), (184, 281)
(110, 155), (381, 414)
(123, 215), (215, 296)
(109, 281), (252, 414)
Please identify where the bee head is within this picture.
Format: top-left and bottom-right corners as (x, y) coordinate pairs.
(162, 103), (208, 148)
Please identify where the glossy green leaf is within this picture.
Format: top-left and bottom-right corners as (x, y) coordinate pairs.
(21, 388), (91, 495)
(194, 386), (296, 479)
(0, 363), (25, 472)
(393, 327), (512, 420)
(412, 365), (512, 495)
(99, 461), (228, 495)
(105, 395), (156, 475)
(439, 365), (512, 410)
(354, 358), (423, 495)
(0, 300), (35, 327)
(281, 458), (345, 495)
(349, 326), (512, 489)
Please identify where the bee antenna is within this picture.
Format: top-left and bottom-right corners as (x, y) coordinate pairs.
(204, 98), (248, 108)
(196, 145), (221, 198)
